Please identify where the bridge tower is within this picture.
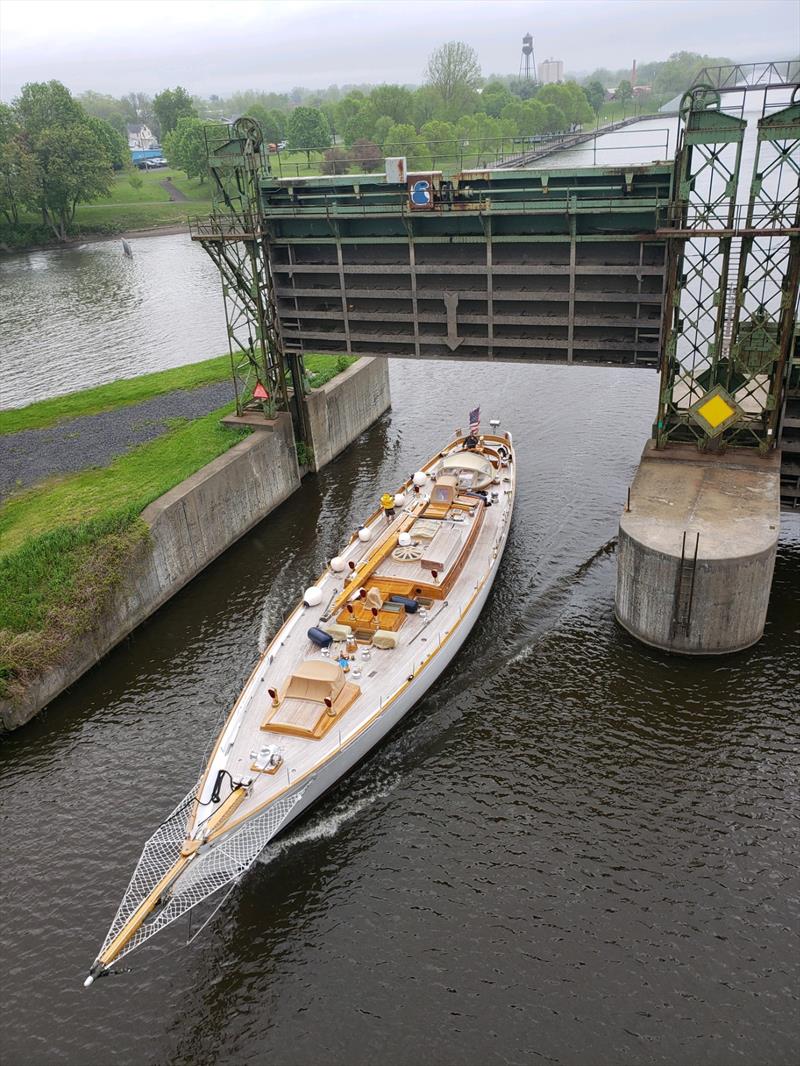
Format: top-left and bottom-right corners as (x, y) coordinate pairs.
(615, 64), (800, 654)
(189, 118), (309, 442)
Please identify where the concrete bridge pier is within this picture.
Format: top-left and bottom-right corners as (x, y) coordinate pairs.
(615, 441), (781, 655)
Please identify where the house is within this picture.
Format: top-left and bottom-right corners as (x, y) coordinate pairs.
(126, 123), (158, 150)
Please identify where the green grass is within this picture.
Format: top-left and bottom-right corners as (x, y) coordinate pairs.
(0, 405), (248, 697)
(1, 353), (354, 436)
(0, 353), (232, 435)
(0, 403), (248, 557)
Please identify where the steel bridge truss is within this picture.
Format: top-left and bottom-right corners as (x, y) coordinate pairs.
(656, 86), (800, 451)
(190, 120), (307, 430)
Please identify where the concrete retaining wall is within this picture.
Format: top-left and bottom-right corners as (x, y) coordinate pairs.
(304, 357), (391, 471)
(1, 357), (392, 729)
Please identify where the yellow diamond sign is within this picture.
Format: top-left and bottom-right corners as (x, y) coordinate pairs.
(689, 385), (741, 438)
(697, 393), (735, 428)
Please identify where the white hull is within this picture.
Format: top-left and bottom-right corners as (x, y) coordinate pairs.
(89, 431), (515, 979)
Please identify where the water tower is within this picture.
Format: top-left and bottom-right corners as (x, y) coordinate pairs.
(519, 32), (537, 82)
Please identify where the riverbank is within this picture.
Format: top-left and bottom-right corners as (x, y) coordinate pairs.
(0, 354), (386, 727)
(0, 167), (210, 253)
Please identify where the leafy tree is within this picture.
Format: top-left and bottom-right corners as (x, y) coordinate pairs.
(350, 138), (382, 171)
(162, 117), (215, 182)
(79, 91), (136, 137)
(15, 79), (85, 138)
(652, 52), (732, 96)
(616, 80), (633, 104)
(411, 85), (442, 127)
(286, 106), (331, 163)
(372, 115), (395, 147)
(420, 119), (458, 163)
(368, 85), (414, 123)
(585, 80), (606, 114)
(335, 92), (366, 134)
(86, 116), (128, 169)
(542, 104), (567, 134)
(13, 81), (116, 240)
(481, 83), (513, 118)
(0, 103), (36, 225)
(342, 102), (380, 145)
(425, 40), (482, 119)
(321, 147), (350, 175)
(383, 122), (431, 170)
(153, 86), (197, 137)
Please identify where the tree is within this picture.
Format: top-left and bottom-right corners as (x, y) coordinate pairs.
(420, 119), (458, 164)
(86, 116), (128, 169)
(585, 80), (606, 114)
(350, 138), (382, 171)
(372, 115), (394, 148)
(162, 117), (214, 182)
(652, 52), (732, 97)
(0, 103), (36, 226)
(481, 83), (513, 118)
(542, 104), (567, 134)
(321, 147), (350, 175)
(13, 81), (116, 240)
(616, 80), (633, 104)
(286, 106), (331, 164)
(368, 85), (414, 123)
(79, 91), (136, 137)
(153, 87), (197, 137)
(425, 40), (482, 118)
(383, 122), (432, 170)
(411, 85), (442, 127)
(341, 102), (380, 145)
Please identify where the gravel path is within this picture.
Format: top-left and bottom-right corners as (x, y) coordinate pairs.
(0, 381), (234, 501)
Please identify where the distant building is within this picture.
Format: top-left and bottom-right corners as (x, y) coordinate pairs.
(126, 123), (158, 150)
(538, 58), (564, 84)
(633, 85), (652, 97)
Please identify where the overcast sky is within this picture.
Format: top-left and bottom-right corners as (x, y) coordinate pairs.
(1, 0), (798, 101)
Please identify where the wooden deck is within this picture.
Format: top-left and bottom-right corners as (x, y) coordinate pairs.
(188, 434), (516, 842)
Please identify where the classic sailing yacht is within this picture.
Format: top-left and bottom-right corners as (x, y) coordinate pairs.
(85, 418), (515, 984)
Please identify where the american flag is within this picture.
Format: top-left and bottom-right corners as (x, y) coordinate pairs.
(469, 406), (480, 435)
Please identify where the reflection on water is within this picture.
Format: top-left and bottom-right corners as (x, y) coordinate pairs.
(0, 359), (798, 1065)
(0, 233), (228, 409)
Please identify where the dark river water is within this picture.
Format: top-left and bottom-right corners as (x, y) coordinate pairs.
(2, 114), (799, 1066)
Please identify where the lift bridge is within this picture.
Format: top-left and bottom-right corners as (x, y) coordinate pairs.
(190, 62), (800, 509)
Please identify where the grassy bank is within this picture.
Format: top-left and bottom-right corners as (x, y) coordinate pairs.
(0, 168), (213, 250)
(0, 352), (355, 435)
(0, 352), (356, 700)
(0, 405), (247, 699)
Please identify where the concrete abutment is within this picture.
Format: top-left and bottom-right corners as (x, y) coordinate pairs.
(615, 441), (781, 655)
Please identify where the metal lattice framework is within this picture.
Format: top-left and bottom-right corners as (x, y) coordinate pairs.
(95, 785), (306, 966)
(655, 85), (800, 451)
(690, 60), (800, 92)
(190, 120), (307, 433)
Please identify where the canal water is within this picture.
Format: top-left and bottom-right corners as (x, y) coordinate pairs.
(1, 118), (799, 1066)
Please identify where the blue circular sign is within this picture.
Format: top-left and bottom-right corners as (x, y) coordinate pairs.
(410, 179), (432, 206)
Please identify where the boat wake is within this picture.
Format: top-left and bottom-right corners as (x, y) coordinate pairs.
(257, 775), (399, 865)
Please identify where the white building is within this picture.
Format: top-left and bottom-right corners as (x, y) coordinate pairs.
(126, 123), (158, 150)
(538, 59), (564, 85)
